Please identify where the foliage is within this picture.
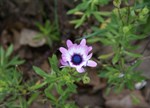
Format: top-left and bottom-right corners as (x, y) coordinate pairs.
(0, 45), (25, 107)
(33, 55), (90, 108)
(69, 0), (150, 92)
(35, 20), (60, 47)
(67, 0), (111, 28)
(98, 1), (149, 92)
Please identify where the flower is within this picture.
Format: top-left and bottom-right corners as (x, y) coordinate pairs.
(59, 39), (97, 73)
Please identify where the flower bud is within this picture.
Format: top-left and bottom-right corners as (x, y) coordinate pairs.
(82, 76), (90, 84)
(113, 0), (121, 8)
(123, 26), (129, 34)
(142, 7), (149, 15)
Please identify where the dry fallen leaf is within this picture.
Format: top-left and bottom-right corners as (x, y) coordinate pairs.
(20, 28), (46, 47)
(76, 93), (104, 108)
(88, 71), (106, 91)
(104, 90), (149, 108)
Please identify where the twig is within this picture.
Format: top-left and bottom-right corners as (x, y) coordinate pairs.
(127, 35), (150, 65)
(141, 36), (150, 54)
(141, 56), (150, 60)
(54, 0), (59, 34)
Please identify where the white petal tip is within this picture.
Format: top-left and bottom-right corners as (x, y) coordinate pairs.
(66, 40), (73, 48)
(87, 60), (97, 67)
(76, 67), (85, 73)
(59, 47), (67, 54)
(80, 39), (86, 46)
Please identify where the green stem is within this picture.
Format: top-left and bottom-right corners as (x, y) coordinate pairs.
(54, 0), (59, 34)
(117, 7), (125, 26)
(127, 5), (130, 24)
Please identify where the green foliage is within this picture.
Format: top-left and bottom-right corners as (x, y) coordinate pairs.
(98, 1), (149, 91)
(67, 0), (110, 28)
(35, 20), (60, 47)
(68, 0), (150, 92)
(0, 45), (24, 69)
(113, 0), (121, 8)
(33, 54), (89, 108)
(0, 45), (26, 107)
(100, 60), (145, 92)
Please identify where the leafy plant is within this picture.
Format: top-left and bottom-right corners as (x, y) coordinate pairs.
(33, 55), (90, 108)
(67, 0), (110, 28)
(0, 45), (26, 107)
(68, 0), (150, 92)
(35, 20), (60, 47)
(98, 0), (149, 91)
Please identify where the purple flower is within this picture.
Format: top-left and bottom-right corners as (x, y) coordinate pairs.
(59, 39), (97, 73)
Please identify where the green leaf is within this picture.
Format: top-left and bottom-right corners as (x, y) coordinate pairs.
(105, 87), (111, 95)
(126, 80), (134, 90)
(35, 22), (45, 33)
(116, 83), (124, 93)
(93, 12), (104, 22)
(6, 45), (13, 57)
(99, 38), (114, 45)
(29, 82), (47, 90)
(113, 0), (121, 8)
(127, 34), (146, 41)
(67, 8), (79, 14)
(19, 96), (28, 108)
(27, 92), (39, 105)
(7, 56), (24, 67)
(75, 15), (86, 28)
(124, 51), (142, 58)
(99, 71), (108, 78)
(128, 60), (142, 71)
(33, 66), (49, 78)
(55, 84), (63, 95)
(67, 84), (77, 92)
(99, 53), (114, 59)
(131, 94), (140, 105)
(112, 53), (120, 64)
(97, 11), (111, 16)
(0, 46), (5, 66)
(87, 37), (101, 43)
(77, 29), (106, 41)
(45, 84), (57, 101)
(49, 54), (60, 73)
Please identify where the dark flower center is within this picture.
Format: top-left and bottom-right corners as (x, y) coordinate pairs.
(71, 54), (82, 65)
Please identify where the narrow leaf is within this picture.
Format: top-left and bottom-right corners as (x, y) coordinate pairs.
(33, 66), (49, 78)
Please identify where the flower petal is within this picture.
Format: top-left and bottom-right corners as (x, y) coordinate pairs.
(68, 45), (77, 55)
(59, 47), (68, 54)
(88, 46), (92, 52)
(67, 40), (73, 48)
(80, 39), (86, 46)
(76, 46), (86, 54)
(62, 55), (70, 62)
(84, 46), (92, 54)
(76, 67), (85, 73)
(87, 60), (97, 67)
(60, 59), (69, 66)
(87, 53), (93, 60)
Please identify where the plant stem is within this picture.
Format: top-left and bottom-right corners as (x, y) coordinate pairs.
(54, 0), (59, 34)
(117, 7), (125, 26)
(127, 5), (130, 24)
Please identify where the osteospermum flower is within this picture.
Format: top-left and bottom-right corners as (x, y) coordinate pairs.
(59, 39), (97, 73)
